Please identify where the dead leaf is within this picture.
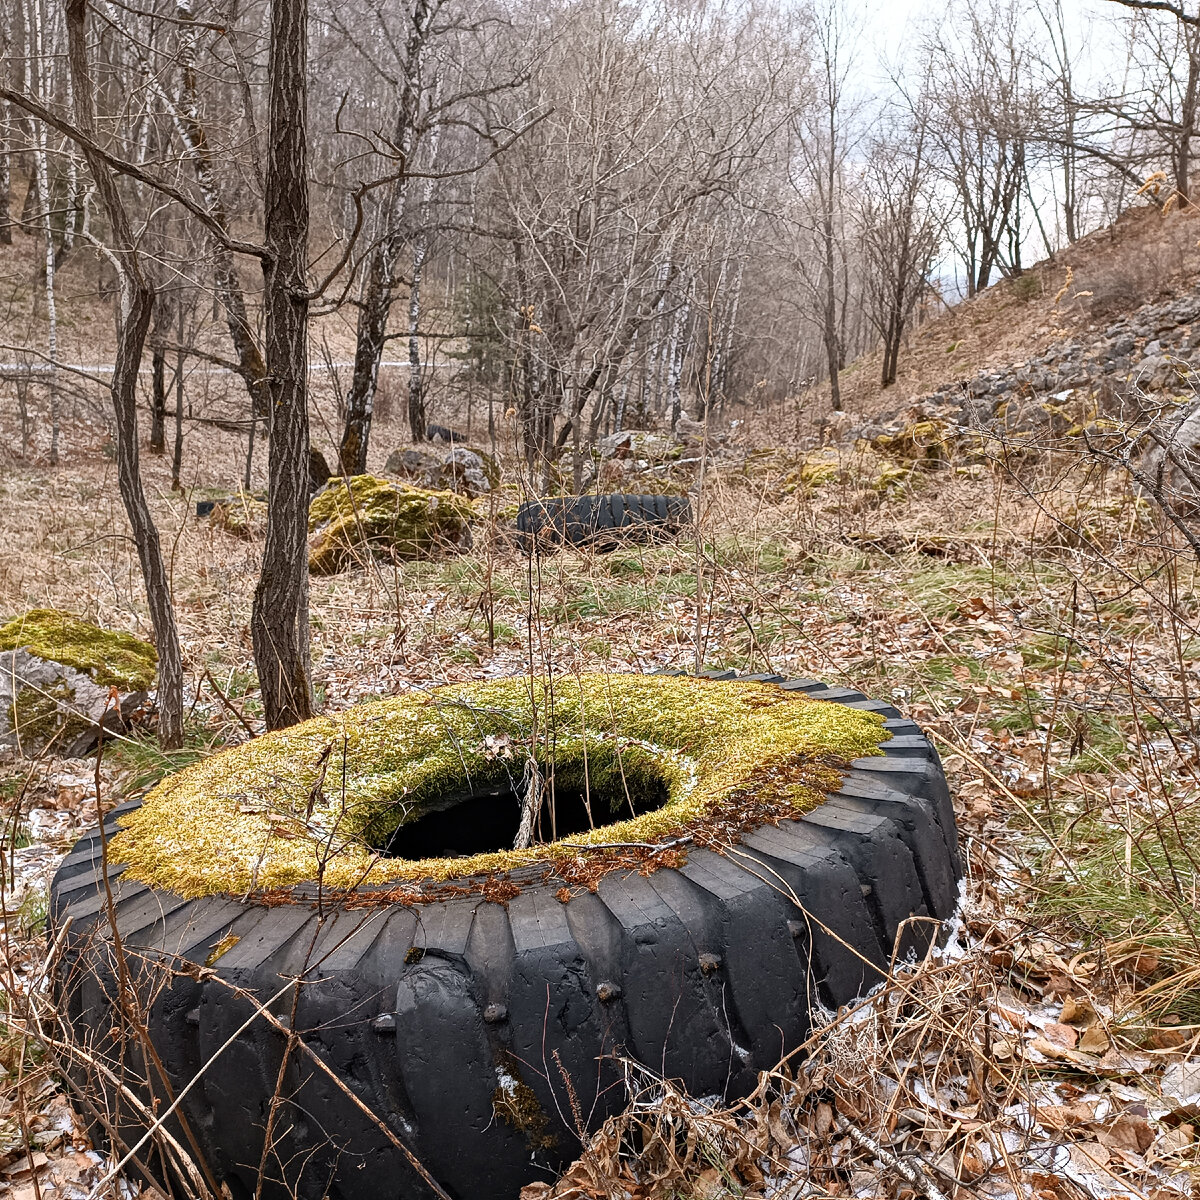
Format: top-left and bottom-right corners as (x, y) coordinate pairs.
(1098, 1113), (1155, 1155)
(1030, 1036), (1096, 1065)
(204, 933), (241, 966)
(2, 1152), (49, 1180)
(1078, 1024), (1110, 1054)
(1148, 1028), (1189, 1050)
(1152, 1123), (1194, 1159)
(1058, 996), (1094, 1026)
(56, 782), (87, 809)
(959, 1150), (987, 1181)
(1043, 1022), (1079, 1049)
(1037, 1101), (1097, 1131)
(1043, 972), (1075, 999)
(1068, 1142), (1110, 1172)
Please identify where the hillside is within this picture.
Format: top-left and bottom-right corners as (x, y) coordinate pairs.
(834, 201), (1200, 422)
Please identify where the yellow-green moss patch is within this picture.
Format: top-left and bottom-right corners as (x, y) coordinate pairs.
(209, 493), (268, 539)
(307, 475), (475, 574)
(0, 609), (157, 691)
(111, 675), (889, 900)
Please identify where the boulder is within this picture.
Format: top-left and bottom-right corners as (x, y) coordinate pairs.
(596, 429), (682, 462)
(0, 609), (157, 756)
(872, 416), (951, 462)
(384, 444), (499, 497)
(309, 447), (333, 492)
(307, 475), (474, 574)
(1139, 398), (1200, 514)
(384, 445), (444, 480)
(200, 492), (268, 538)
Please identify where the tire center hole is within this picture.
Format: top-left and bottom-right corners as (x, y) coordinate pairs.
(370, 759), (672, 860)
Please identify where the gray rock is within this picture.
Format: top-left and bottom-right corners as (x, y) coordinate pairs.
(1143, 339), (1162, 356)
(1139, 398), (1200, 514)
(1111, 335), (1135, 358)
(597, 429), (681, 462)
(384, 444), (499, 497)
(0, 649), (147, 757)
(384, 446), (443, 478)
(442, 447), (497, 496)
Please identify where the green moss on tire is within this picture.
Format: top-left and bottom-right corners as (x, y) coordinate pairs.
(110, 674), (889, 900)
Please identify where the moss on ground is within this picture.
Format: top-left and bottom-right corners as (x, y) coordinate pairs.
(307, 475), (475, 574)
(0, 608), (157, 690)
(210, 493), (268, 538)
(111, 674), (889, 900)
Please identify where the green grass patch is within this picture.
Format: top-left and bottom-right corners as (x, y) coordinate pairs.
(104, 720), (219, 794)
(921, 654), (989, 684)
(894, 562), (1018, 619)
(1039, 786), (1200, 1023)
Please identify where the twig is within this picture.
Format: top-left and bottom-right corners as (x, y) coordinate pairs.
(202, 668), (260, 737)
(835, 1115), (951, 1200)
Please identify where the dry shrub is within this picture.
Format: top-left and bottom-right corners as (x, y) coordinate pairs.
(525, 903), (1198, 1200)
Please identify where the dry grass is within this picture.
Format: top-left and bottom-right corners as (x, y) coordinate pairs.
(2, 352), (1200, 1198)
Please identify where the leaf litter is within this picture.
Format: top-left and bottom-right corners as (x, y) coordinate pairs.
(3, 416), (1200, 1198)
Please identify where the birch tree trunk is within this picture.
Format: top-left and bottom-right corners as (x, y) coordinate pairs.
(30, 0), (58, 463)
(172, 294), (185, 490)
(615, 329), (636, 432)
(666, 290), (690, 427)
(406, 98), (442, 443)
(0, 101), (12, 245)
(251, 0), (315, 730)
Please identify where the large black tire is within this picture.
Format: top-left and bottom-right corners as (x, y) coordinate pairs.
(49, 673), (960, 1200)
(516, 492), (692, 551)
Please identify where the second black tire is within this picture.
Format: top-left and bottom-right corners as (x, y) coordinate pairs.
(516, 492), (692, 551)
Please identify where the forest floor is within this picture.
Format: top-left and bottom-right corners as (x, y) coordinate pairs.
(2, 385), (1199, 1200)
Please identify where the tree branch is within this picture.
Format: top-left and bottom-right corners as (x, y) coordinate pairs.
(0, 85), (269, 261)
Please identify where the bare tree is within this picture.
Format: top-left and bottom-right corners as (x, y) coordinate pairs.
(337, 0), (436, 473)
(924, 0), (1032, 295)
(28, 0), (58, 461)
(785, 0), (856, 410)
(859, 101), (944, 388)
(1100, 0), (1200, 205)
(487, 0), (797, 483)
(0, 99), (12, 245)
(63, 0), (185, 748)
(251, 0), (316, 730)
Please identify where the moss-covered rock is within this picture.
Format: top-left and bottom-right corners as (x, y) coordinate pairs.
(873, 419), (951, 463)
(798, 451), (844, 490)
(0, 609), (157, 756)
(307, 475), (474, 574)
(206, 492), (269, 539)
(0, 609), (157, 690)
(110, 673), (889, 900)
